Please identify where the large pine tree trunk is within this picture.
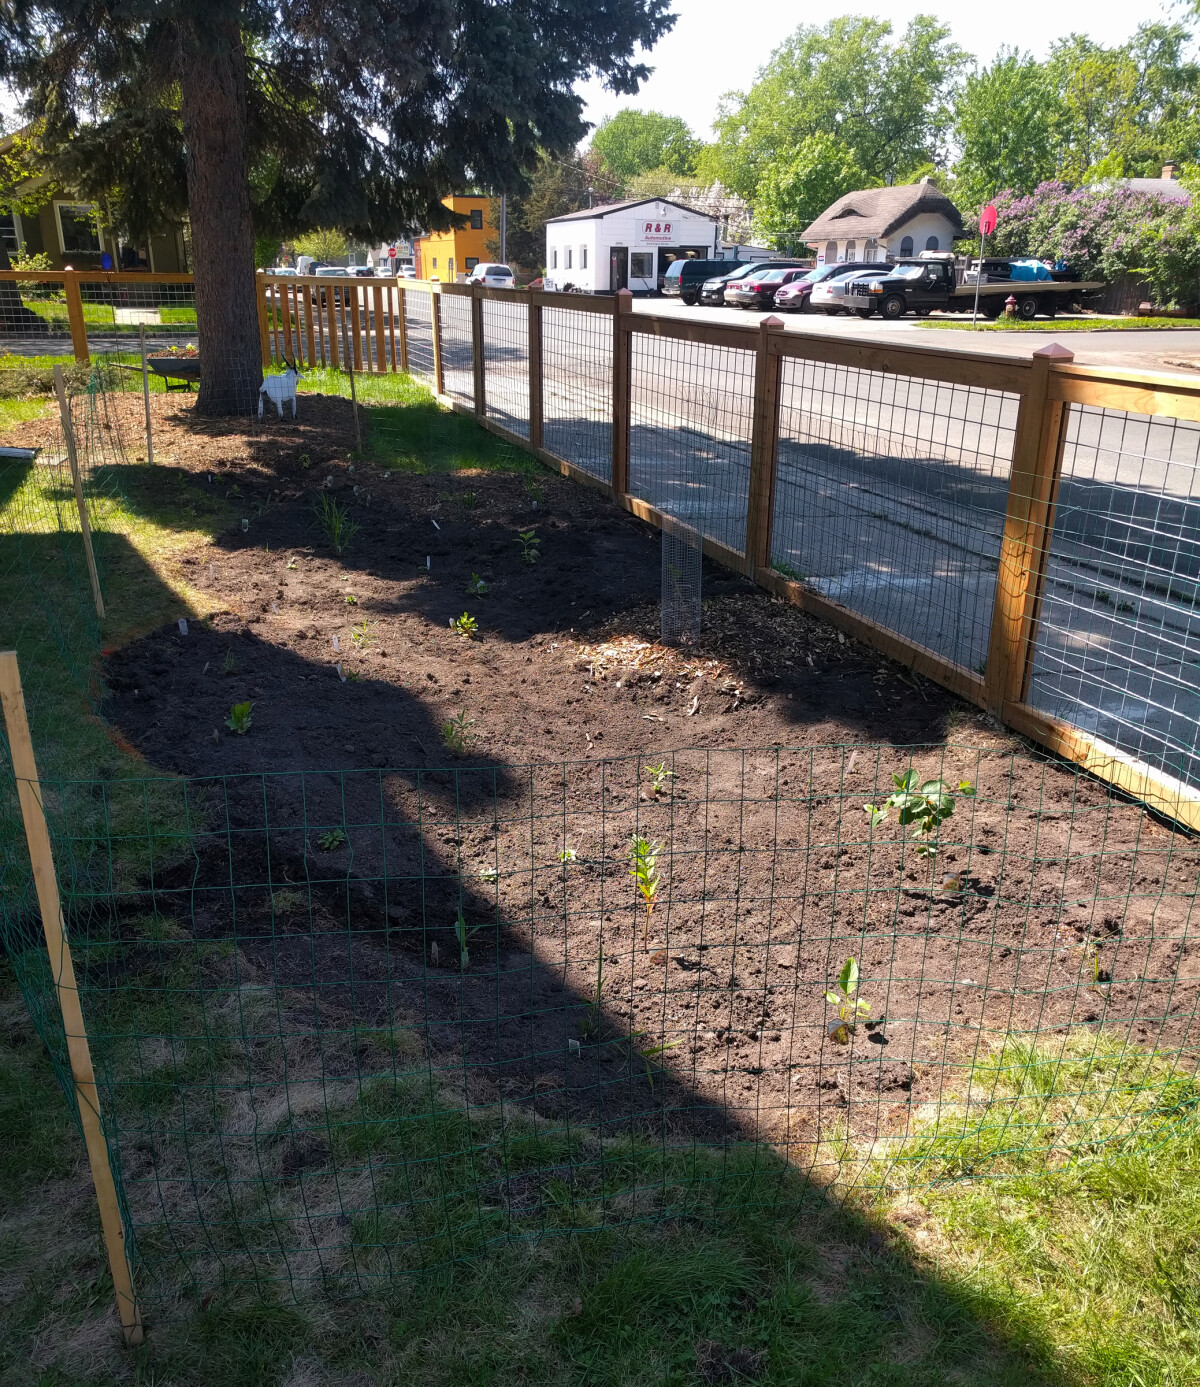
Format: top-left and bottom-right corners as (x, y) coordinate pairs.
(179, 18), (261, 416)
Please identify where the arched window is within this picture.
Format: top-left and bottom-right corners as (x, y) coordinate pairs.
(844, 240), (856, 260)
(864, 238), (878, 260)
(900, 235), (914, 256)
(825, 241), (837, 263)
(925, 235), (939, 251)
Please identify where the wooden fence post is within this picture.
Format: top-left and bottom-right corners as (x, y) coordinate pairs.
(52, 366), (104, 621)
(471, 286), (486, 417)
(745, 315), (785, 575)
(985, 342), (1075, 716)
(348, 285), (364, 371)
(431, 284), (445, 397)
(0, 651), (143, 1346)
(61, 272), (90, 364)
(528, 292), (543, 451)
(611, 288), (633, 497)
(396, 286), (409, 373)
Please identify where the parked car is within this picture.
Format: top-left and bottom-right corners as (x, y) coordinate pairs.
(700, 261), (807, 307)
(773, 261), (890, 313)
(399, 263), (416, 278)
(662, 257), (741, 305)
(808, 268), (891, 316)
(350, 265), (375, 277)
(467, 262), (515, 287)
(725, 266), (810, 309)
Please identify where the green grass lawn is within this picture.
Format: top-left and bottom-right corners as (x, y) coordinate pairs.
(4, 366), (1200, 1384)
(919, 315), (1200, 332)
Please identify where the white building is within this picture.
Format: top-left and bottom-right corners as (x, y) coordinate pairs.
(801, 180), (964, 267)
(544, 197), (727, 294)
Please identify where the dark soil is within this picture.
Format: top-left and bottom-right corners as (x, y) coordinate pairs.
(83, 398), (1200, 1148)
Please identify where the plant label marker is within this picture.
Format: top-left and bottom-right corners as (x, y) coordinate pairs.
(177, 618), (189, 635)
(241, 518), (249, 533)
(426, 555), (431, 570)
(332, 635), (340, 651)
(431, 518), (440, 530)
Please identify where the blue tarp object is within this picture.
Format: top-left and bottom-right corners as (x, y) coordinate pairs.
(1009, 259), (1053, 281)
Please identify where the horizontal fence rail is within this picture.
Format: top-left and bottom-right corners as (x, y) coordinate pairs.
(4, 267), (1200, 829)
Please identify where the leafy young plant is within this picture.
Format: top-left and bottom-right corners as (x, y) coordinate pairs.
(225, 701), (253, 735)
(865, 770), (976, 856)
(465, 572), (489, 596)
(629, 834), (661, 949)
(312, 492), (360, 554)
(344, 593), (358, 604)
(632, 1032), (683, 1090)
(454, 909), (481, 969)
(318, 828), (347, 851)
(221, 648), (237, 676)
(825, 957), (869, 1044)
(516, 528), (540, 564)
(450, 612), (478, 638)
(350, 619), (374, 647)
(441, 710), (474, 754)
(558, 846), (578, 863)
(645, 761), (675, 798)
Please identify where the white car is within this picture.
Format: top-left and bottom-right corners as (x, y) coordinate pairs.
(467, 262), (515, 287)
(809, 268), (887, 316)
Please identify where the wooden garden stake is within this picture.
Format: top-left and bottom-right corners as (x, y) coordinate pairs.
(348, 360), (362, 452)
(0, 651), (144, 1345)
(139, 325), (154, 467)
(52, 365), (104, 620)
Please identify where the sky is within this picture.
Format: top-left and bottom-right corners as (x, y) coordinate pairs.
(577, 0), (1184, 139)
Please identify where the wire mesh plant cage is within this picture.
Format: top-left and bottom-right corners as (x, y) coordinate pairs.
(661, 510), (703, 646)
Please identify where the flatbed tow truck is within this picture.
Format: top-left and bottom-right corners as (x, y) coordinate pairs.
(846, 253), (1104, 320)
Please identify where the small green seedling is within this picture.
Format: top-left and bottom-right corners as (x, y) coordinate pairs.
(350, 619), (374, 647)
(287, 557), (298, 570)
(344, 593), (358, 605)
(629, 834), (661, 950)
(558, 846), (578, 863)
(865, 770), (976, 856)
(225, 701), (253, 735)
(633, 1034), (682, 1090)
(451, 612), (478, 638)
(299, 453), (312, 469)
(825, 957), (869, 1044)
(461, 491), (477, 508)
(441, 710), (474, 754)
(454, 909), (477, 969)
(317, 828), (347, 851)
(466, 572), (489, 596)
(517, 528), (540, 564)
(312, 492), (360, 555)
(221, 648), (237, 676)
(645, 761), (675, 798)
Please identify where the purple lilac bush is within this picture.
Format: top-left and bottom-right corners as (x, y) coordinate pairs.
(986, 181), (1200, 308)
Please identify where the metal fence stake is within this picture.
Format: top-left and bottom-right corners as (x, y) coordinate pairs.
(0, 650), (143, 1345)
(746, 315), (785, 576)
(611, 288), (633, 497)
(52, 365), (104, 620)
(471, 284), (485, 418)
(528, 292), (543, 451)
(431, 283), (445, 397)
(139, 324), (154, 466)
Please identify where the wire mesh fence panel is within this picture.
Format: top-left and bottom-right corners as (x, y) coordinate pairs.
(541, 307), (612, 481)
(772, 359), (1019, 674)
(402, 289), (436, 386)
(5, 743), (1200, 1306)
(1027, 405), (1200, 790)
(629, 334), (754, 553)
(438, 292), (474, 407)
(482, 296), (529, 439)
(75, 278), (198, 370)
(0, 274), (73, 357)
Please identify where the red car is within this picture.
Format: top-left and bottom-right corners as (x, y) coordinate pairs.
(724, 266), (810, 309)
(772, 261), (889, 313)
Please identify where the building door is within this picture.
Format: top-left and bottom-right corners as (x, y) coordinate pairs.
(609, 246), (628, 292)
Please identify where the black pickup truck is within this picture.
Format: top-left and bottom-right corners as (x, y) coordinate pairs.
(848, 256), (1102, 320)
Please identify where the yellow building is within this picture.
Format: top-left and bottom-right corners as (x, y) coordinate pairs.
(415, 195), (496, 280)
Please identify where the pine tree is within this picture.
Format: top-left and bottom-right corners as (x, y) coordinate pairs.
(0, 1), (674, 414)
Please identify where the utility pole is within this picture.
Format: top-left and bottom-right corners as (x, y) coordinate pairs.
(500, 193), (508, 263)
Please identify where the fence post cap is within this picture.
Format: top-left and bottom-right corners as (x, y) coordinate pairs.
(1032, 341), (1075, 362)
(615, 287), (633, 311)
(760, 315), (785, 331)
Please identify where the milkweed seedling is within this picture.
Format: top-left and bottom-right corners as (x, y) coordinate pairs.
(225, 701), (253, 735)
(824, 957), (870, 1044)
(865, 770), (975, 856)
(221, 648), (237, 676)
(451, 612), (478, 638)
(442, 710), (474, 754)
(317, 828), (347, 851)
(517, 528), (540, 564)
(465, 572), (488, 596)
(454, 909), (481, 969)
(558, 846), (577, 863)
(645, 761), (675, 798)
(629, 834), (661, 950)
(312, 492), (359, 554)
(344, 593), (358, 604)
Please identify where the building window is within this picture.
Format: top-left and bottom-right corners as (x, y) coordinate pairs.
(432, 257), (438, 269)
(630, 251), (654, 278)
(864, 238), (878, 260)
(56, 202), (102, 254)
(825, 241), (836, 263)
(551, 249), (558, 269)
(580, 246), (587, 269)
(565, 248), (572, 269)
(470, 209), (483, 230)
(900, 235), (914, 256)
(925, 235), (939, 251)
(465, 257), (479, 271)
(0, 212), (20, 255)
(448, 258), (455, 278)
(845, 240), (856, 260)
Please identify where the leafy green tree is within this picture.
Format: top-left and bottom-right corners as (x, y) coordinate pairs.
(952, 50), (1061, 211)
(752, 135), (871, 253)
(590, 109), (698, 180)
(0, 0), (674, 414)
(293, 229), (349, 264)
(0, 129), (57, 327)
(704, 16), (967, 198)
